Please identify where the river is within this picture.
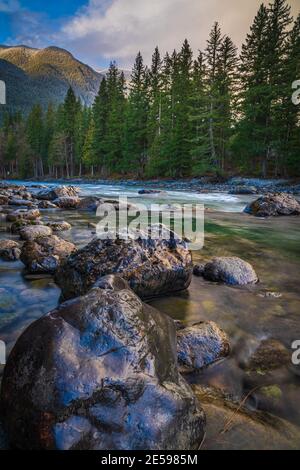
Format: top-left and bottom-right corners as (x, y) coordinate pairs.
(1, 181), (300, 449)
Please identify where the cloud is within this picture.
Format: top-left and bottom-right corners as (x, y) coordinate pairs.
(0, 0), (20, 13)
(60, 0), (300, 67)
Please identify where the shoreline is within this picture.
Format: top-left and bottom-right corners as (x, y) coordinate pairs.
(1, 176), (300, 195)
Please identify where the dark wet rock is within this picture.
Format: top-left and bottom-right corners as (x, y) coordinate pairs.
(0, 240), (21, 261)
(53, 196), (80, 209)
(244, 193), (300, 217)
(193, 385), (300, 450)
(138, 189), (164, 195)
(193, 263), (205, 277)
(0, 276), (205, 450)
(36, 185), (79, 201)
(6, 209), (40, 223)
(38, 200), (58, 209)
(19, 225), (53, 241)
(20, 235), (76, 274)
(8, 219), (43, 235)
(46, 221), (71, 232)
(202, 257), (258, 286)
(177, 321), (230, 372)
(102, 199), (139, 212)
(78, 196), (103, 212)
(56, 227), (193, 301)
(229, 186), (257, 195)
(243, 339), (290, 374)
(0, 194), (9, 205)
(8, 199), (34, 207)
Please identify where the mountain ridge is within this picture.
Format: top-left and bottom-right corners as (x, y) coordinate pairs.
(0, 44), (104, 116)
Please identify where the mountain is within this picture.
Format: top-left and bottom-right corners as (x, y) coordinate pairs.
(0, 45), (103, 116)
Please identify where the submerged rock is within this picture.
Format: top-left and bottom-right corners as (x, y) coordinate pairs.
(202, 257), (258, 286)
(19, 225), (53, 241)
(177, 321), (230, 372)
(243, 338), (290, 374)
(53, 196), (80, 209)
(0, 240), (21, 261)
(56, 226), (193, 301)
(0, 275), (205, 450)
(36, 185), (79, 201)
(193, 385), (300, 450)
(20, 235), (76, 274)
(244, 193), (300, 217)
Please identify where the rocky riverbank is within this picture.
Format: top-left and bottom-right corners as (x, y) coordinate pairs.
(0, 182), (300, 449)
(7, 176), (300, 195)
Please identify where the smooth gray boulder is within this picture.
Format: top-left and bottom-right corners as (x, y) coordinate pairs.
(177, 321), (230, 372)
(36, 186), (79, 201)
(0, 275), (205, 450)
(202, 257), (258, 286)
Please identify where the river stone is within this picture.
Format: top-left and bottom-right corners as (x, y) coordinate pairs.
(202, 257), (258, 286)
(243, 339), (290, 373)
(193, 263), (205, 277)
(8, 199), (34, 207)
(20, 225), (53, 241)
(38, 200), (58, 209)
(53, 196), (80, 209)
(55, 226), (193, 301)
(138, 189), (164, 195)
(0, 275), (205, 450)
(36, 186), (79, 201)
(0, 240), (21, 261)
(177, 321), (230, 372)
(20, 235), (76, 274)
(46, 221), (71, 232)
(6, 209), (40, 223)
(8, 219), (43, 235)
(0, 194), (9, 205)
(78, 196), (103, 212)
(229, 186), (257, 195)
(244, 193), (300, 217)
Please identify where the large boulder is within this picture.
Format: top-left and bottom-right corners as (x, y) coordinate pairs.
(0, 194), (9, 205)
(0, 240), (21, 261)
(56, 227), (193, 301)
(53, 196), (80, 209)
(20, 235), (76, 274)
(0, 275), (205, 450)
(244, 193), (300, 217)
(202, 257), (258, 286)
(38, 200), (58, 209)
(8, 219), (43, 235)
(8, 199), (34, 207)
(19, 225), (53, 241)
(177, 321), (230, 372)
(36, 186), (79, 201)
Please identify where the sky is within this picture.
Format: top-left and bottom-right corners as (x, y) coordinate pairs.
(0, 0), (299, 69)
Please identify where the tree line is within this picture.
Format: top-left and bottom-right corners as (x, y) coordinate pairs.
(0, 0), (299, 180)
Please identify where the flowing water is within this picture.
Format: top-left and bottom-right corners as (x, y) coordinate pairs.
(1, 181), (300, 449)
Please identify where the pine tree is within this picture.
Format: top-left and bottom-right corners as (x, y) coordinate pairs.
(26, 104), (44, 177)
(123, 52), (149, 176)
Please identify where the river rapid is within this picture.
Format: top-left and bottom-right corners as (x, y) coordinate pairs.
(0, 181), (300, 449)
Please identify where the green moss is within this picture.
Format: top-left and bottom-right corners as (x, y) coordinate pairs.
(260, 385), (282, 400)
